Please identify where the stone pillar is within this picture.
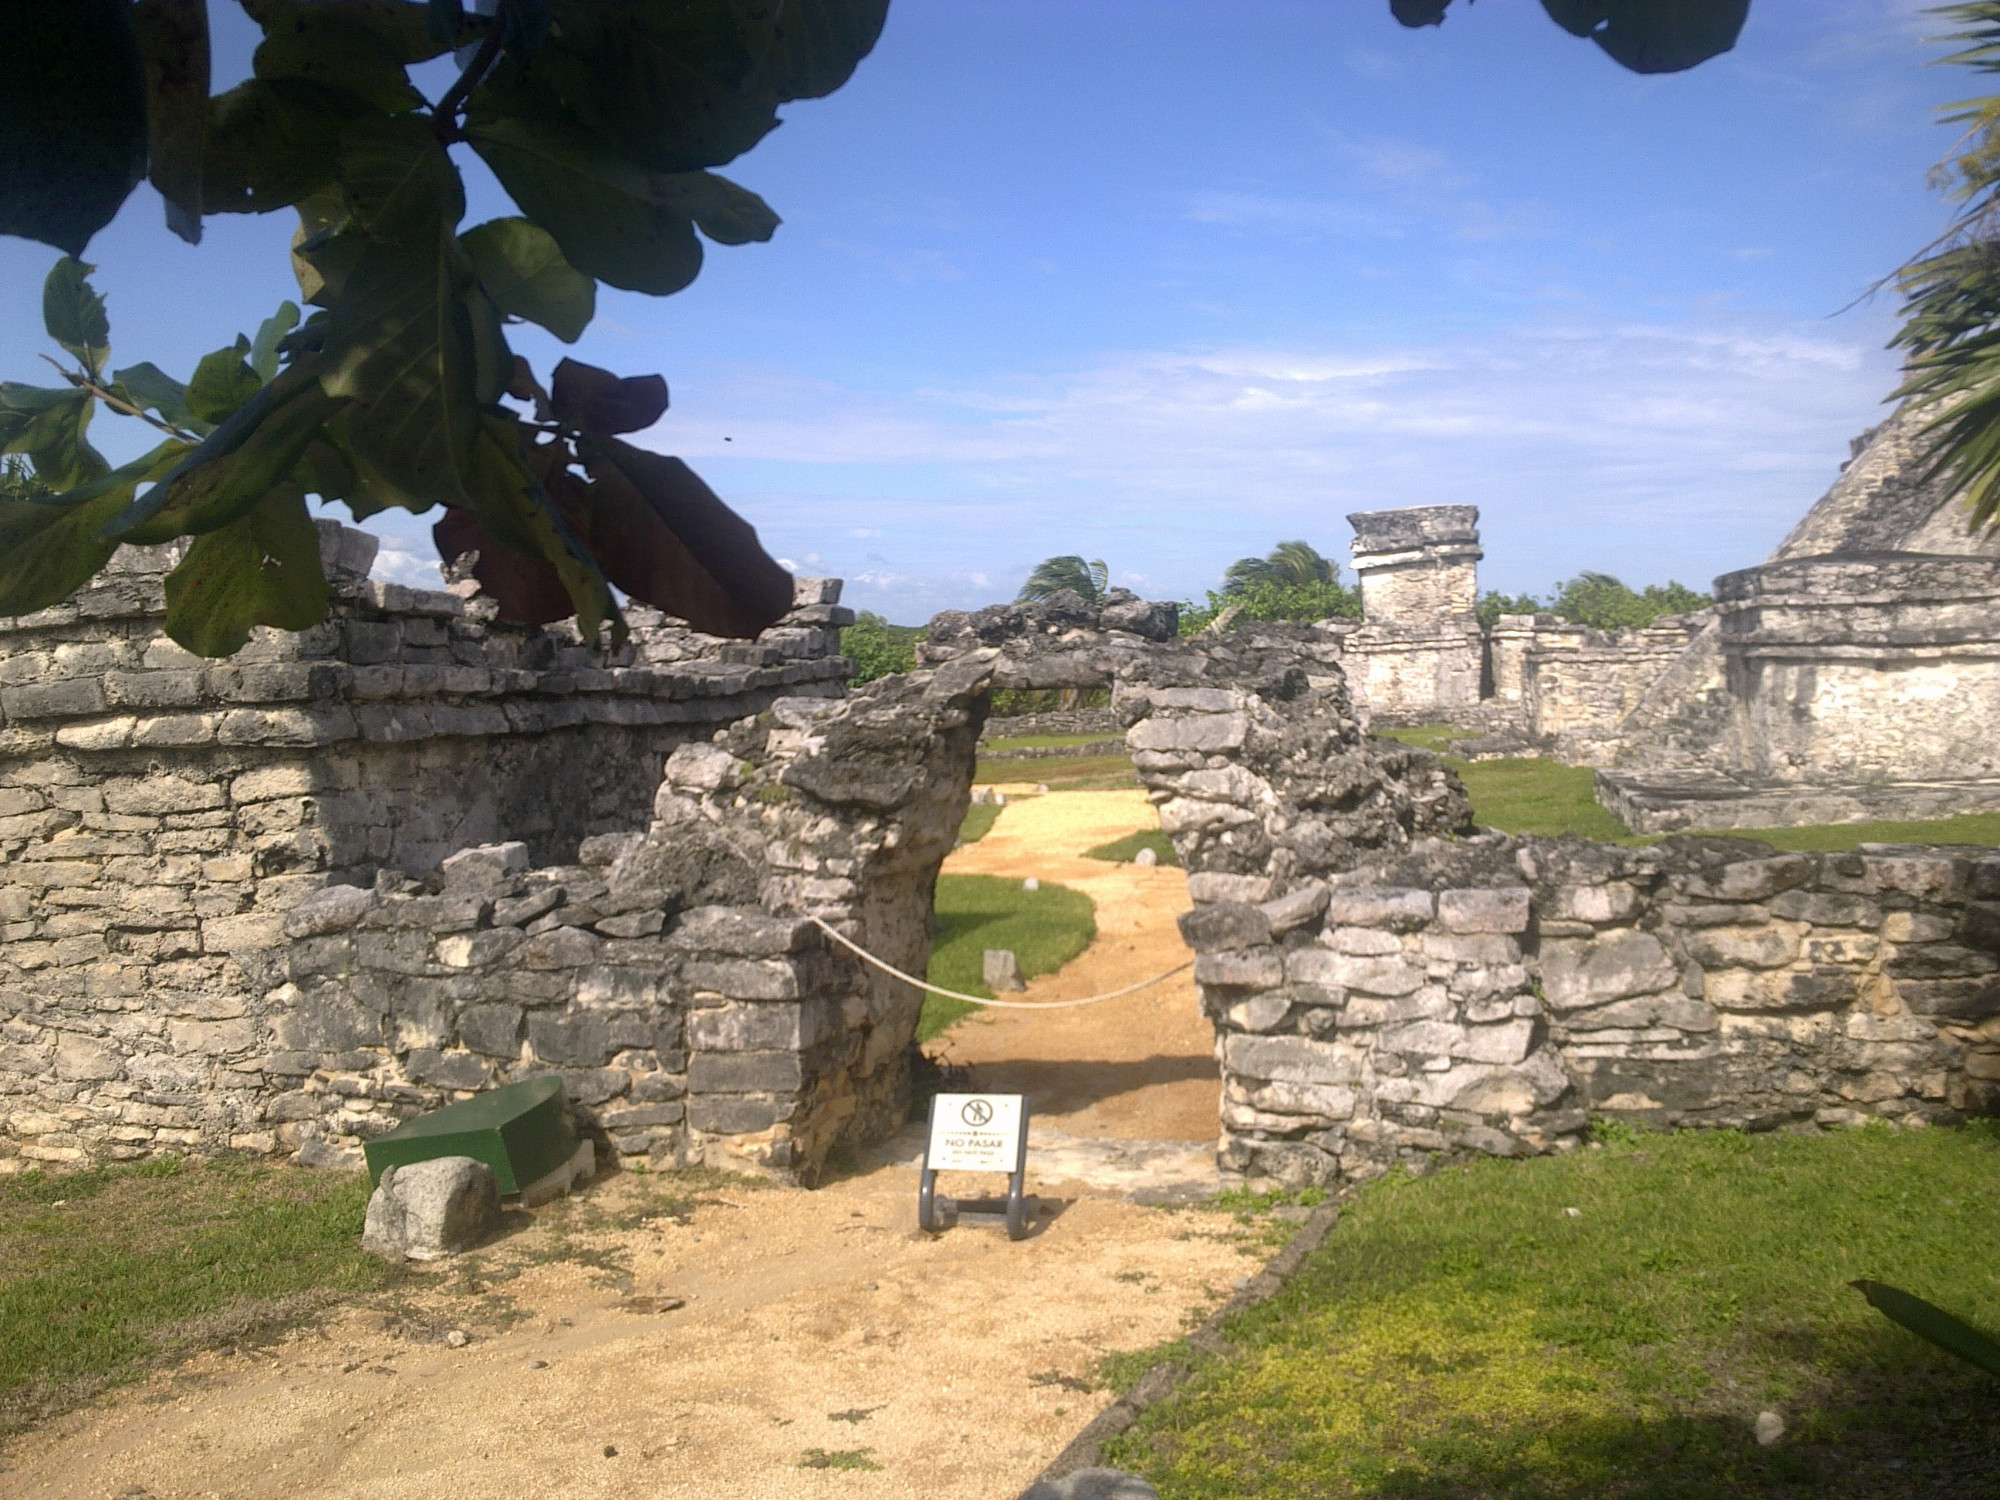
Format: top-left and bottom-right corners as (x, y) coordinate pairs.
(1348, 506), (1482, 626)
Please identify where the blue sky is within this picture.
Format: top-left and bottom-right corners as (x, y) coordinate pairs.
(0, 0), (1971, 621)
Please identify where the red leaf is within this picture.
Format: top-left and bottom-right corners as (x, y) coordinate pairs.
(580, 439), (792, 638)
(432, 506), (573, 624)
(550, 359), (668, 435)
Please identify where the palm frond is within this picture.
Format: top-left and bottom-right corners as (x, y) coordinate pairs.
(1018, 554), (1108, 604)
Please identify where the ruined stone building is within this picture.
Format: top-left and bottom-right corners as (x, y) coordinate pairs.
(2, 522), (1993, 1190)
(1330, 401), (2000, 834)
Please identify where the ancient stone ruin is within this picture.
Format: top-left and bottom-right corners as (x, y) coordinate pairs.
(1332, 402), (2000, 833)
(3, 441), (1996, 1189)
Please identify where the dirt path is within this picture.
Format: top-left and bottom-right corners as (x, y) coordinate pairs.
(936, 790), (1217, 1144)
(5, 790), (1232, 1499)
(4, 1162), (1260, 1500)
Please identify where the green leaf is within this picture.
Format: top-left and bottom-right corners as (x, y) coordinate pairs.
(471, 0), (890, 175)
(0, 0), (148, 255)
(338, 113), (465, 245)
(0, 487), (130, 618)
(43, 259), (112, 379)
(132, 0), (211, 243)
(162, 484), (330, 656)
(459, 217), (596, 342)
(1852, 1281), (2000, 1378)
(203, 78), (356, 215)
(1538, 0), (1748, 75)
(251, 301), (303, 383)
(187, 342), (265, 426)
(112, 362), (209, 435)
(115, 359), (336, 540)
(656, 172), (779, 247)
(254, 7), (425, 114)
(467, 117), (701, 294)
(0, 387), (111, 494)
(464, 288), (512, 407)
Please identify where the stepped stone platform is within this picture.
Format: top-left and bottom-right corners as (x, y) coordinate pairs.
(1598, 768), (2000, 835)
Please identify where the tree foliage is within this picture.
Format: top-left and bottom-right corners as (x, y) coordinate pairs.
(1475, 572), (1711, 631)
(840, 610), (918, 683)
(0, 0), (888, 654)
(1180, 578), (1362, 634)
(1223, 539), (1338, 595)
(1018, 555), (1109, 605)
(1391, 0), (1749, 74)
(1894, 2), (2000, 532)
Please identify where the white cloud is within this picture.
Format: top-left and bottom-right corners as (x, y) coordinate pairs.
(650, 308), (1901, 616)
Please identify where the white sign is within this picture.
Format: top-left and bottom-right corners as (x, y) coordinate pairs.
(926, 1093), (1023, 1173)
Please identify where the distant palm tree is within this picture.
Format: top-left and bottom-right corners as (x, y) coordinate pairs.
(1223, 540), (1337, 595)
(1018, 555), (1109, 604)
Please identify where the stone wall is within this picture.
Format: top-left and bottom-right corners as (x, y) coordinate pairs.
(980, 708), (1120, 739)
(0, 526), (861, 1173)
(1519, 615), (1709, 763)
(1179, 829), (1998, 1187)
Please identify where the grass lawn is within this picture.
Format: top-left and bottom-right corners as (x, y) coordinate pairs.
(0, 1155), (387, 1434)
(981, 732), (1123, 753)
(1106, 1122), (2000, 1499)
(1373, 730), (2000, 850)
(957, 801), (1002, 846)
(921, 873), (1096, 1040)
(1085, 828), (1181, 866)
(974, 752), (1137, 791)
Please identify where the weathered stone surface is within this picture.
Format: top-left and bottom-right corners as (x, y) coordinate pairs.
(1177, 903), (1271, 953)
(440, 842), (529, 890)
(283, 884), (374, 938)
(1436, 887), (1531, 934)
(1020, 1467), (1161, 1500)
(1540, 931), (1678, 1011)
(983, 949), (1026, 992)
(361, 1157), (500, 1261)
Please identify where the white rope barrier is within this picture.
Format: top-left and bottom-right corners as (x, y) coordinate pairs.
(807, 915), (1192, 1010)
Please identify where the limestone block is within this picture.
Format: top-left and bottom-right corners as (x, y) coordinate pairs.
(1882, 911), (1954, 943)
(1324, 887), (1434, 929)
(1306, 951), (1424, 997)
(361, 1158), (500, 1261)
(1019, 1468), (1160, 1500)
(664, 742), (743, 791)
(1420, 932), (1520, 966)
(1195, 949), (1285, 989)
(1436, 887), (1531, 934)
(1706, 968), (1857, 1012)
(167, 1018), (257, 1055)
(437, 929), (526, 969)
(1679, 855), (1813, 902)
(1768, 890), (1882, 927)
(687, 1001), (831, 1052)
(403, 1049), (490, 1090)
(1127, 712), (1249, 753)
(1184, 873), (1272, 904)
(689, 1051), (804, 1093)
(596, 910), (664, 939)
(523, 926), (603, 970)
(2, 676), (106, 719)
(440, 841), (529, 890)
(54, 1033), (122, 1081)
(983, 949), (1026, 992)
(1222, 1033), (1363, 1085)
(493, 888), (565, 928)
(1453, 1019), (1537, 1064)
(1177, 902), (1271, 953)
(1241, 1077), (1357, 1121)
(1896, 977), (2000, 1020)
(104, 775), (226, 816)
(202, 913), (287, 953)
(1547, 883), (1641, 924)
(1145, 687), (1240, 712)
(1323, 924), (1404, 956)
(1156, 797), (1256, 835)
(1380, 1020), (1464, 1058)
(1683, 924), (1803, 970)
(1259, 883), (1329, 935)
(526, 1012), (612, 1067)
(1539, 931), (1677, 1011)
(683, 957), (803, 1001)
(1226, 992), (1292, 1032)
(283, 885), (375, 938)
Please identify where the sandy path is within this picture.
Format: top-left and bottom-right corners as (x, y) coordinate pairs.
(4, 1161), (1256, 1500)
(3, 790), (1232, 1499)
(936, 790), (1217, 1143)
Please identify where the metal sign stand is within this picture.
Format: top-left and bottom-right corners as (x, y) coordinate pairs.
(918, 1092), (1033, 1241)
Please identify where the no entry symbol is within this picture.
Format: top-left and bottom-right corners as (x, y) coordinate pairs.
(960, 1099), (994, 1127)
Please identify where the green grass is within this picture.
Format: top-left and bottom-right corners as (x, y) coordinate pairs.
(981, 732), (1123, 753)
(1105, 1123), (2000, 1499)
(957, 801), (1002, 846)
(920, 873), (1097, 1040)
(1375, 729), (2000, 850)
(1084, 828), (1181, 866)
(0, 1155), (387, 1431)
(974, 752), (1138, 790)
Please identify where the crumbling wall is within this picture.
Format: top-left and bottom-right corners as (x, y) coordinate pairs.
(1519, 615), (1709, 763)
(1340, 506), (1486, 727)
(1178, 822), (1997, 1187)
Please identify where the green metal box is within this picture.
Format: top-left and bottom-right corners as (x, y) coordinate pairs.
(363, 1075), (579, 1196)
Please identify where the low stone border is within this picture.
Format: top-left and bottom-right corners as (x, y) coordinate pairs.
(1021, 1197), (1345, 1492)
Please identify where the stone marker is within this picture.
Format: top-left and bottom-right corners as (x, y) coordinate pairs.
(361, 1156), (501, 1261)
(1022, 877), (1040, 891)
(984, 949), (1027, 992)
(1754, 1411), (1785, 1446)
(1133, 846), (1158, 866)
(1020, 1469), (1161, 1500)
